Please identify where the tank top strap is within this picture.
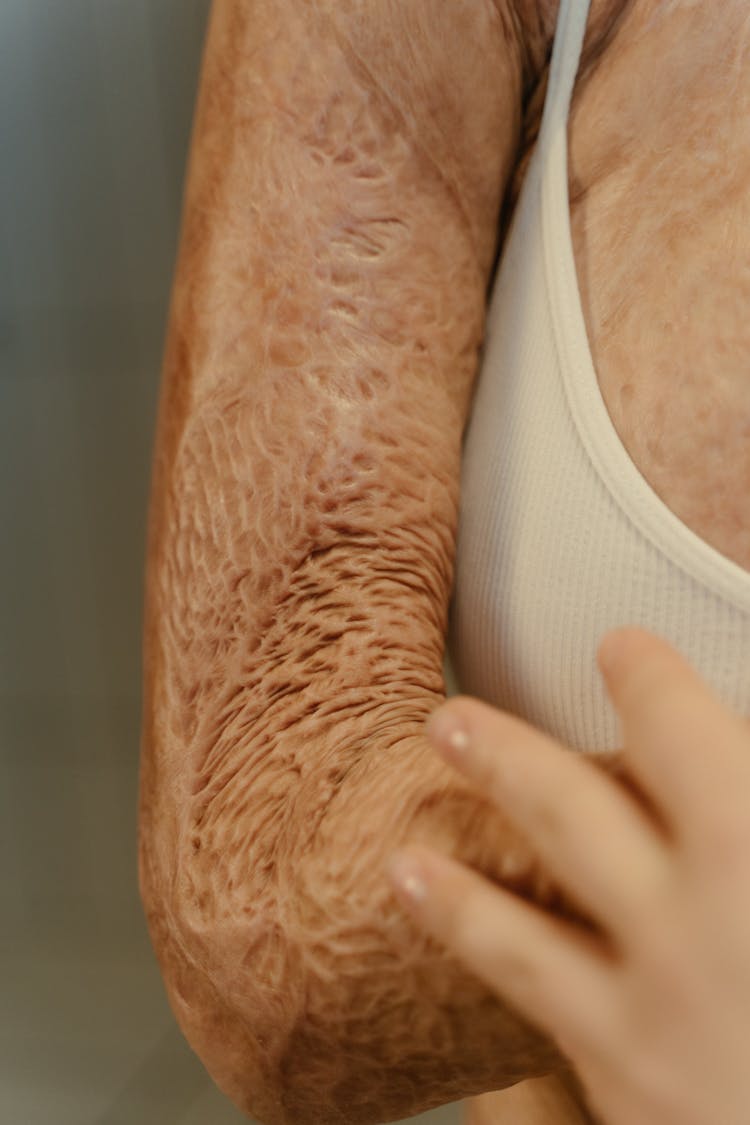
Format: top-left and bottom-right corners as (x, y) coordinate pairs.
(538, 0), (593, 150)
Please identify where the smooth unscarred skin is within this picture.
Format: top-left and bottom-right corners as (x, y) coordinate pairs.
(137, 2), (624, 1122)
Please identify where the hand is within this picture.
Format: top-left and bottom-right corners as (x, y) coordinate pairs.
(385, 627), (750, 1125)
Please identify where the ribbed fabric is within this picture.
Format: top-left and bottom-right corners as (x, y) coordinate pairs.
(447, 0), (750, 752)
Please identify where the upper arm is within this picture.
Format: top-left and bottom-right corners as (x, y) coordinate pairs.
(138, 2), (532, 1121)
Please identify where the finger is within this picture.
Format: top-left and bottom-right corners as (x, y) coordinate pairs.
(386, 843), (618, 1055)
(425, 698), (671, 940)
(598, 627), (750, 843)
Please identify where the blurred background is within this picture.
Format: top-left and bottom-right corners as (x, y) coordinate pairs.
(0, 2), (460, 1122)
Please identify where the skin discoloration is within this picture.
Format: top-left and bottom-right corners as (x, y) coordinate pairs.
(139, 2), (570, 1122)
(469, 1), (750, 1120)
(516, 0), (750, 575)
(566, 0), (750, 572)
(139, 0), (750, 1122)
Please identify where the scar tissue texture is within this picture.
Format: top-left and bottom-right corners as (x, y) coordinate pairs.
(136, 2), (613, 1122)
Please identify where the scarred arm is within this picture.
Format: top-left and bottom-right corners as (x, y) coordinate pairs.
(137, 2), (605, 1122)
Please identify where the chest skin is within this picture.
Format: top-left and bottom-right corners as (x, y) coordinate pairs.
(521, 0), (750, 573)
(467, 5), (750, 1120)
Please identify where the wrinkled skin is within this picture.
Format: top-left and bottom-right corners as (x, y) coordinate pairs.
(138, 0), (750, 1122)
(138, 2), (573, 1121)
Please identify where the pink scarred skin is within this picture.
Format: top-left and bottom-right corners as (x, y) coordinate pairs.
(136, 1), (631, 1122)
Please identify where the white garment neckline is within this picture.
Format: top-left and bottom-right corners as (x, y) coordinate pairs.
(538, 0), (750, 610)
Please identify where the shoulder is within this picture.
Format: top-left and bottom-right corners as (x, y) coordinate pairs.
(511, 0), (633, 93)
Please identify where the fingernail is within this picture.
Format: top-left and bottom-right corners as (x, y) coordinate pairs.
(386, 851), (429, 904)
(425, 708), (471, 760)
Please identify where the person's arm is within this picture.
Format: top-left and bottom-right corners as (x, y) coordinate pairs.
(138, 2), (578, 1121)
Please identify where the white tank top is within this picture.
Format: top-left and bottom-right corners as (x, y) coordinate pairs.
(446, 0), (750, 752)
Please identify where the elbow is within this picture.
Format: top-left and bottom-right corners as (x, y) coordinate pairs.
(138, 814), (292, 1123)
(140, 890), (298, 1124)
(141, 863), (460, 1125)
